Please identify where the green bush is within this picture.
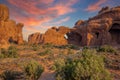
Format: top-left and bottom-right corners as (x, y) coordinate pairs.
(97, 45), (117, 53)
(55, 58), (65, 71)
(42, 43), (53, 49)
(67, 48), (74, 54)
(67, 44), (79, 50)
(0, 46), (18, 58)
(55, 44), (79, 50)
(1, 70), (25, 80)
(24, 60), (44, 80)
(55, 49), (111, 80)
(38, 49), (52, 56)
(32, 45), (39, 51)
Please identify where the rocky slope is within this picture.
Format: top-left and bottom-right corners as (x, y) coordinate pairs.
(0, 4), (24, 48)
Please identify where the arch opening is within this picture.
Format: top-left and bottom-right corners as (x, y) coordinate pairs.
(109, 23), (120, 44)
(67, 32), (82, 45)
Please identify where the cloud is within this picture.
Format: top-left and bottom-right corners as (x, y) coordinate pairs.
(54, 17), (70, 24)
(85, 0), (107, 12)
(6, 0), (78, 40)
(7, 0), (78, 30)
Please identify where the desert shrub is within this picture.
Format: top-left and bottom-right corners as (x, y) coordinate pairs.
(67, 44), (79, 50)
(55, 49), (111, 80)
(55, 44), (79, 50)
(7, 46), (18, 58)
(54, 58), (65, 71)
(32, 45), (39, 51)
(67, 48), (74, 54)
(0, 46), (18, 58)
(1, 70), (25, 80)
(24, 60), (44, 80)
(38, 49), (52, 56)
(50, 65), (57, 70)
(97, 45), (117, 53)
(83, 46), (89, 50)
(42, 43), (53, 49)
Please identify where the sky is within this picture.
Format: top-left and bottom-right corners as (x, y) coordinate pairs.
(0, 0), (120, 40)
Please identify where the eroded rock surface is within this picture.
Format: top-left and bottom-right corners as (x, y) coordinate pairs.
(0, 4), (24, 48)
(73, 6), (120, 46)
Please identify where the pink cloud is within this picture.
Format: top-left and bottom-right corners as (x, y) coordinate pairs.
(7, 0), (78, 40)
(85, 0), (107, 12)
(7, 0), (78, 28)
(54, 17), (70, 24)
(38, 0), (54, 4)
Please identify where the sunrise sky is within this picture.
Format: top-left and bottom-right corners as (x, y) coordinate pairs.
(0, 0), (120, 40)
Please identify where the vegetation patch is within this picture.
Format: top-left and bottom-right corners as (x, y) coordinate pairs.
(1, 70), (25, 80)
(0, 46), (18, 58)
(55, 49), (112, 80)
(97, 45), (117, 53)
(38, 49), (52, 56)
(24, 60), (44, 80)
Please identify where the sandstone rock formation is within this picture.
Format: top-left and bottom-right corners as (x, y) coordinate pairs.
(28, 26), (70, 45)
(72, 6), (120, 46)
(0, 4), (24, 48)
(28, 32), (44, 44)
(28, 6), (120, 46)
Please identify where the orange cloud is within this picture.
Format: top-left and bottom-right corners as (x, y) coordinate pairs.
(85, 0), (107, 12)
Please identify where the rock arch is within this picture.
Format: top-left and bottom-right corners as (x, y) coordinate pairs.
(67, 31), (82, 46)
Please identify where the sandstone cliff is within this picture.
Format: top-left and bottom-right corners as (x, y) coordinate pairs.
(0, 4), (24, 48)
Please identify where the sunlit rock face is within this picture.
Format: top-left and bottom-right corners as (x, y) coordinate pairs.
(28, 6), (120, 46)
(0, 4), (24, 48)
(28, 26), (70, 45)
(73, 6), (120, 46)
(28, 32), (44, 44)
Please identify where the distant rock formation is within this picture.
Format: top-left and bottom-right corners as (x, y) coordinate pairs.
(28, 32), (44, 44)
(28, 26), (70, 45)
(28, 6), (120, 46)
(0, 4), (24, 48)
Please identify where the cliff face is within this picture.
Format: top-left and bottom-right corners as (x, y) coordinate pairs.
(28, 26), (70, 45)
(0, 4), (24, 48)
(28, 6), (120, 46)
